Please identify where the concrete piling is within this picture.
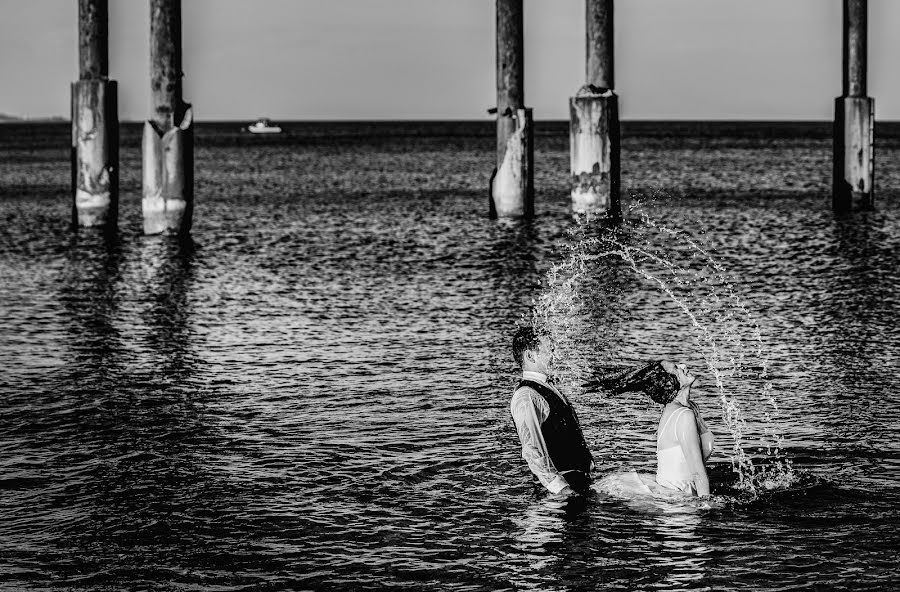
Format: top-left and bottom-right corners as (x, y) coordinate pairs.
(143, 0), (193, 236)
(71, 0), (118, 229)
(833, 0), (874, 211)
(491, 0), (533, 218)
(492, 109), (534, 218)
(570, 0), (620, 218)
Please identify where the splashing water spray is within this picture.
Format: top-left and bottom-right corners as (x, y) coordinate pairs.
(531, 200), (795, 497)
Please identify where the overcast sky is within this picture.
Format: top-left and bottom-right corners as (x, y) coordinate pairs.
(3, 0), (899, 120)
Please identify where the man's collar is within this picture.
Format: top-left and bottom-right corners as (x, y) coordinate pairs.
(522, 370), (549, 384)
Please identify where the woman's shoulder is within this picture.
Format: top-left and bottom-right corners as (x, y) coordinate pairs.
(658, 404), (691, 437)
(662, 403), (693, 419)
(672, 405), (700, 434)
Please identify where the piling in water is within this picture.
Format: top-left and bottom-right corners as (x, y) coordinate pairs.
(571, 90), (619, 217)
(570, 0), (620, 218)
(833, 0), (874, 211)
(71, 0), (118, 229)
(492, 0), (533, 218)
(143, 0), (193, 236)
(492, 108), (534, 218)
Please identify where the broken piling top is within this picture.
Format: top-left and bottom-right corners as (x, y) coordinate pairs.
(143, 0), (193, 236)
(142, 108), (194, 236)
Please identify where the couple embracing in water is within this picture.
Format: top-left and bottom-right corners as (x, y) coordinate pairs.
(510, 326), (714, 498)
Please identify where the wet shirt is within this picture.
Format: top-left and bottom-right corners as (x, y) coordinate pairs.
(510, 371), (589, 494)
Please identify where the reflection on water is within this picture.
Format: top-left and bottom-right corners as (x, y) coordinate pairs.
(486, 219), (545, 330)
(826, 212), (900, 379)
(651, 508), (711, 592)
(45, 233), (238, 585)
(60, 230), (124, 387)
(1, 122), (899, 590)
(509, 497), (569, 590)
(138, 236), (198, 380)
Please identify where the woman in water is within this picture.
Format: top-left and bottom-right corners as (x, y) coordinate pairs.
(593, 361), (714, 497)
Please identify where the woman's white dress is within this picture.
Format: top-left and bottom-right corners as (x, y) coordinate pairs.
(656, 407), (698, 494)
(595, 406), (712, 499)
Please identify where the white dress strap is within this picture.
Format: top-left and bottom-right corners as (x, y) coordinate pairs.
(658, 406), (689, 440)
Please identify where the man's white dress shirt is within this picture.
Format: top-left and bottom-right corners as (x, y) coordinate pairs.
(510, 371), (582, 494)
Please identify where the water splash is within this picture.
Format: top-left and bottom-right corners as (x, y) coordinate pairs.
(531, 201), (794, 496)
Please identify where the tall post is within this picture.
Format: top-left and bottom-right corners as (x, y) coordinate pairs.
(71, 0), (118, 229)
(569, 0), (620, 218)
(491, 0), (533, 218)
(833, 0), (874, 211)
(143, 0), (194, 236)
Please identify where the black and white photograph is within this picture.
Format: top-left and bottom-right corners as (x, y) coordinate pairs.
(1, 1), (898, 590)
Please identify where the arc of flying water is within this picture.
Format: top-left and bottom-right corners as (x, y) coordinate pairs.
(536, 215), (794, 494)
(630, 209), (792, 478)
(577, 234), (759, 487)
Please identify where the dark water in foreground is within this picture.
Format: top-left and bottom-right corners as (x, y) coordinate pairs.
(1, 121), (899, 590)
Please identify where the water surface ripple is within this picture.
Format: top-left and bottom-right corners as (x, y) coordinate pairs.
(1, 122), (898, 590)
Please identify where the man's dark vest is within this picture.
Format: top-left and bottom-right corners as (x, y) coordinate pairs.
(518, 379), (593, 473)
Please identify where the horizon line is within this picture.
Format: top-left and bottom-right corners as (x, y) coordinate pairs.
(4, 117), (900, 124)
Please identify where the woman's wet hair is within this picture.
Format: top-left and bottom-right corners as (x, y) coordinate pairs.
(586, 361), (679, 404)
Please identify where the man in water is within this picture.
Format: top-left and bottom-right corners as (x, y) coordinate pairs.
(510, 326), (594, 495)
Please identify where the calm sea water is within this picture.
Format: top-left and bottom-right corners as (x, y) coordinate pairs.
(1, 121), (899, 590)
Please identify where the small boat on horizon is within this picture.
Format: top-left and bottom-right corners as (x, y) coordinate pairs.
(246, 118), (282, 134)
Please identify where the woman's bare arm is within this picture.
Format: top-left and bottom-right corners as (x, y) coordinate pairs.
(677, 410), (710, 496)
(689, 400), (714, 463)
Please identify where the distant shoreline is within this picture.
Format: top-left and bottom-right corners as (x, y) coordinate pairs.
(0, 115), (66, 123)
(3, 117), (899, 124)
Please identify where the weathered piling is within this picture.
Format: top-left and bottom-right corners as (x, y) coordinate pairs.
(493, 109), (534, 218)
(491, 0), (533, 218)
(833, 0), (874, 211)
(570, 0), (620, 218)
(71, 0), (118, 229)
(143, 0), (193, 236)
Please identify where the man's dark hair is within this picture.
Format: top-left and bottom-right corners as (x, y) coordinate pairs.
(585, 361), (679, 404)
(512, 326), (542, 367)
